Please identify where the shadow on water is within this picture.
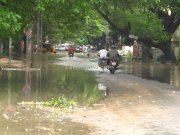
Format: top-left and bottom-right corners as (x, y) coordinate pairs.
(121, 61), (180, 89)
(0, 53), (103, 135)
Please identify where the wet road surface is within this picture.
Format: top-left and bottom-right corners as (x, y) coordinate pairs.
(57, 55), (180, 135)
(1, 53), (180, 135)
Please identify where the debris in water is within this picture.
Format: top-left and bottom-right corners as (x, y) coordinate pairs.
(98, 83), (107, 91)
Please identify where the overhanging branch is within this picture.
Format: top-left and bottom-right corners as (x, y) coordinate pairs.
(95, 7), (131, 36)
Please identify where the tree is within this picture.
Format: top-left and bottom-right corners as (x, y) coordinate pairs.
(37, 0), (106, 44)
(1, 0), (179, 63)
(93, 0), (180, 62)
(0, 0), (22, 38)
(147, 0), (180, 62)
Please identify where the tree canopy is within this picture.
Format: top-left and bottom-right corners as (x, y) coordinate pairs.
(0, 0), (179, 49)
(0, 1), (22, 37)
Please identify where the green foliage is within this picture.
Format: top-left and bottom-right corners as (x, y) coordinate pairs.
(0, 9), (22, 37)
(0, 0), (179, 49)
(96, 0), (179, 46)
(129, 12), (169, 41)
(38, 0), (106, 44)
(109, 5), (170, 42)
(43, 96), (78, 108)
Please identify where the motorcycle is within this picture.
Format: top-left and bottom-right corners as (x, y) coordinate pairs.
(68, 46), (74, 57)
(68, 53), (74, 57)
(98, 58), (108, 70)
(108, 59), (118, 74)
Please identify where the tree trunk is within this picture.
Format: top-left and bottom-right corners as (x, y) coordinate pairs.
(138, 37), (177, 63)
(142, 45), (153, 62)
(0, 38), (3, 53)
(156, 41), (177, 63)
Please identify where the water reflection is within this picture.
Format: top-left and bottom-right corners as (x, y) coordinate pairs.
(170, 66), (180, 88)
(41, 64), (103, 105)
(2, 61), (16, 120)
(0, 53), (103, 134)
(122, 62), (180, 88)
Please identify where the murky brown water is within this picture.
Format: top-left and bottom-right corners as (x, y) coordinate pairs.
(0, 106), (90, 135)
(1, 53), (180, 135)
(121, 61), (180, 89)
(0, 53), (102, 135)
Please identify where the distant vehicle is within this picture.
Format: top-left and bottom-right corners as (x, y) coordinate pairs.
(74, 46), (83, 53)
(108, 59), (118, 74)
(98, 57), (108, 70)
(68, 47), (74, 57)
(58, 45), (69, 51)
(42, 43), (56, 54)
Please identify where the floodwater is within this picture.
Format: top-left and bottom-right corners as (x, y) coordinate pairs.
(121, 61), (180, 89)
(1, 52), (180, 135)
(0, 53), (103, 135)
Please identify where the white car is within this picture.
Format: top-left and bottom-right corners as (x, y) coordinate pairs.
(58, 46), (68, 51)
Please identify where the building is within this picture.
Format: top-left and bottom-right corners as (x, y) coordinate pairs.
(172, 25), (180, 58)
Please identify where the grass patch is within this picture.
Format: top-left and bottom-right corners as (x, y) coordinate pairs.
(43, 96), (78, 108)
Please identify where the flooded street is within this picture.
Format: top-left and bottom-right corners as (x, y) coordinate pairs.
(93, 71), (180, 135)
(0, 53), (103, 135)
(53, 53), (180, 135)
(1, 0), (179, 134)
(1, 105), (91, 135)
(121, 61), (180, 89)
(1, 52), (180, 135)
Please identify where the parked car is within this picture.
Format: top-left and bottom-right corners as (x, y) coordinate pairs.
(74, 46), (83, 53)
(58, 45), (68, 51)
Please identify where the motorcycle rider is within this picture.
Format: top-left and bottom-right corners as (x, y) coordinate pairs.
(87, 46), (91, 58)
(117, 48), (123, 62)
(97, 47), (108, 66)
(107, 45), (120, 68)
(98, 47), (108, 58)
(68, 45), (74, 57)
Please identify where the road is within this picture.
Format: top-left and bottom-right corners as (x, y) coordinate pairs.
(58, 55), (180, 135)
(1, 54), (180, 135)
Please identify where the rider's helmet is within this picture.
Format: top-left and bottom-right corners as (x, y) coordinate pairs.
(111, 45), (116, 50)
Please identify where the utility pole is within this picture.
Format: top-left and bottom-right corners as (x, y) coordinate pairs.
(105, 23), (110, 50)
(24, 27), (32, 68)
